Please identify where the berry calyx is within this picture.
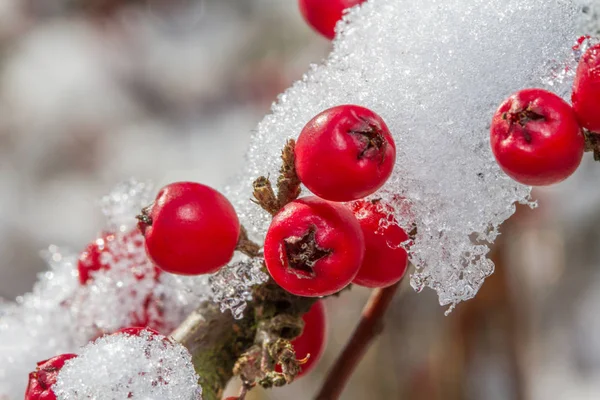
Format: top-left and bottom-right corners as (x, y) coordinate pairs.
(490, 88), (584, 186)
(264, 196), (365, 297)
(295, 105), (396, 202)
(25, 354), (77, 400)
(572, 43), (600, 132)
(350, 199), (409, 288)
(298, 0), (366, 40)
(138, 182), (240, 276)
(288, 301), (327, 377)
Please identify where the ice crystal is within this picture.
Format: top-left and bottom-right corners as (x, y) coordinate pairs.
(54, 330), (202, 400)
(100, 178), (154, 233)
(209, 257), (269, 319)
(226, 0), (582, 311)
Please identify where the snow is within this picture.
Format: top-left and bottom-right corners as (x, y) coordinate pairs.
(226, 0), (583, 311)
(54, 329), (202, 400)
(0, 0), (597, 397)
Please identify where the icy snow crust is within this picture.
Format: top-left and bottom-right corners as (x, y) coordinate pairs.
(227, 0), (578, 310)
(54, 330), (202, 400)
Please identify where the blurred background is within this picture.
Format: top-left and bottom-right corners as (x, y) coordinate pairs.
(1, 0), (599, 399)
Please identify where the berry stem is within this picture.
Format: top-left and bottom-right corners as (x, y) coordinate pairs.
(236, 225), (262, 258)
(315, 280), (401, 400)
(584, 129), (600, 161)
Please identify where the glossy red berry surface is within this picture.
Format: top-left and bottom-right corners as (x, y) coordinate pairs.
(490, 88), (584, 186)
(25, 354), (77, 400)
(291, 301), (327, 377)
(264, 197), (364, 297)
(138, 182), (240, 275)
(350, 200), (409, 288)
(295, 105), (396, 202)
(298, 0), (366, 39)
(572, 43), (600, 132)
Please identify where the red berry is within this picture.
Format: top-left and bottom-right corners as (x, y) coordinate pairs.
(77, 234), (111, 285)
(78, 231), (165, 333)
(138, 182), (240, 276)
(289, 301), (327, 377)
(298, 0), (366, 39)
(78, 231), (162, 284)
(490, 88), (584, 186)
(25, 354), (77, 400)
(572, 43), (600, 132)
(350, 200), (409, 288)
(295, 105), (396, 202)
(264, 197), (364, 297)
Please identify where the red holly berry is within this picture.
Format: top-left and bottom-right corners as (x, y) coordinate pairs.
(572, 43), (600, 132)
(264, 197), (364, 297)
(290, 301), (327, 377)
(298, 0), (366, 40)
(490, 88), (584, 186)
(138, 182), (240, 276)
(349, 200), (409, 288)
(295, 105), (396, 202)
(25, 354), (77, 400)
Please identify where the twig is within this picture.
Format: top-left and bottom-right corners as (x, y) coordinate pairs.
(584, 129), (600, 161)
(315, 281), (401, 400)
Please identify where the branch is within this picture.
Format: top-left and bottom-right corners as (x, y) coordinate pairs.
(584, 129), (600, 161)
(315, 281), (401, 400)
(171, 280), (316, 400)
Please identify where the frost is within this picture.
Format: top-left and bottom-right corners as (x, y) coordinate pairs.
(100, 178), (155, 233)
(54, 330), (202, 400)
(209, 258), (269, 319)
(0, 246), (81, 398)
(225, 0), (583, 310)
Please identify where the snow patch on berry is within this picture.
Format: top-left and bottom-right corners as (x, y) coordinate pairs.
(541, 35), (600, 98)
(54, 330), (202, 400)
(226, 0), (580, 311)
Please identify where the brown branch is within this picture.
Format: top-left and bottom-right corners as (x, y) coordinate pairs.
(315, 281), (401, 400)
(584, 129), (600, 161)
(171, 280), (316, 400)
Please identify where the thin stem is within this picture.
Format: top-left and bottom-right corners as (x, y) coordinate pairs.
(315, 281), (401, 400)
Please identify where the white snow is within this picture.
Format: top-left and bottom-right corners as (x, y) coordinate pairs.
(54, 329), (202, 400)
(226, 0), (583, 311)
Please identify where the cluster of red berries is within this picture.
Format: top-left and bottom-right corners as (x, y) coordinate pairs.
(490, 41), (600, 186)
(265, 105), (408, 297)
(24, 327), (159, 400)
(137, 106), (409, 298)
